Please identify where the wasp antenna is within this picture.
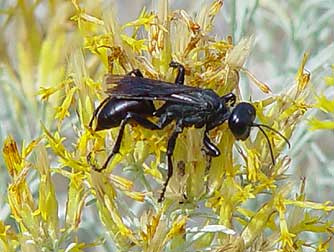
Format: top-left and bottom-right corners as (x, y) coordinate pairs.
(256, 125), (276, 165)
(252, 123), (291, 165)
(253, 123), (291, 148)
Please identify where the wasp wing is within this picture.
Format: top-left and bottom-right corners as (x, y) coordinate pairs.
(104, 74), (208, 106)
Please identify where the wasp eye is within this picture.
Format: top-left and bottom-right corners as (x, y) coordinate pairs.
(228, 102), (256, 141)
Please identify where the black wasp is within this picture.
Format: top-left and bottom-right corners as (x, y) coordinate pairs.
(89, 61), (290, 202)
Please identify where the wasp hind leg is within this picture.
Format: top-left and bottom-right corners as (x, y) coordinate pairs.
(95, 112), (164, 172)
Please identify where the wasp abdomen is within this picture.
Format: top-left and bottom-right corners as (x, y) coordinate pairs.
(95, 99), (155, 131)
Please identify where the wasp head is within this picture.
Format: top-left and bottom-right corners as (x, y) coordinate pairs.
(228, 102), (291, 165)
(228, 102), (256, 141)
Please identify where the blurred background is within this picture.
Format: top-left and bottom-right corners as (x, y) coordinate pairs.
(0, 0), (333, 250)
